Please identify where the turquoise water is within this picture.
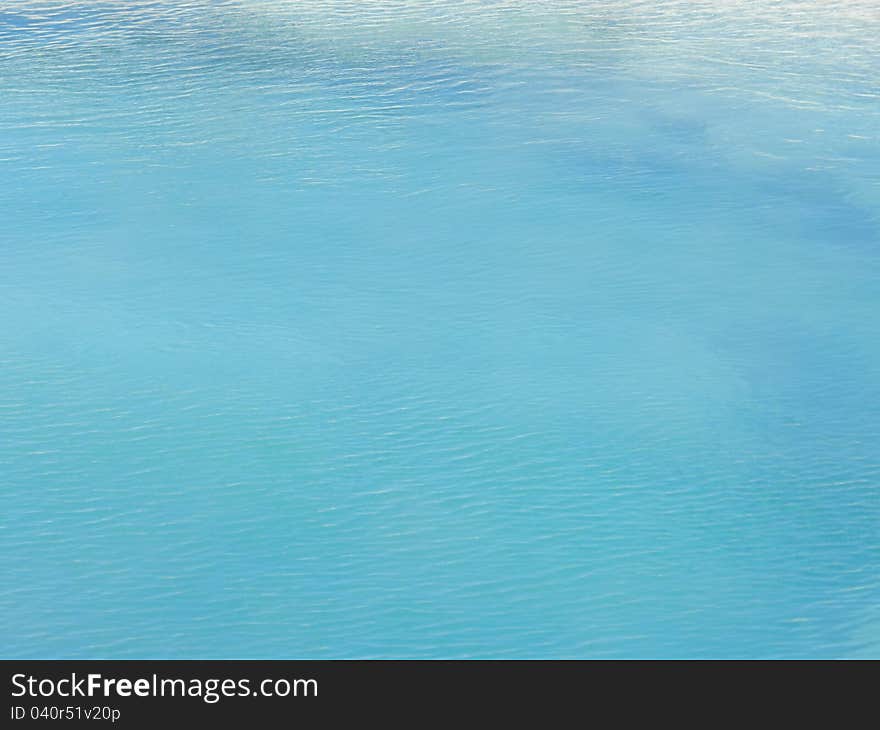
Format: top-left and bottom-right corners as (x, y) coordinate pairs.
(2, 1), (879, 658)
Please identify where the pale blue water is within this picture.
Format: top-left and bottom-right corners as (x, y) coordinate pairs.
(2, 1), (879, 659)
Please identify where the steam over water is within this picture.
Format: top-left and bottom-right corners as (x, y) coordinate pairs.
(2, 1), (879, 658)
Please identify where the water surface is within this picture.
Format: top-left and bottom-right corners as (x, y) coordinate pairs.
(2, 0), (879, 658)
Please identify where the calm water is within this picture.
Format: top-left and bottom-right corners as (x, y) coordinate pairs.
(2, 1), (879, 658)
